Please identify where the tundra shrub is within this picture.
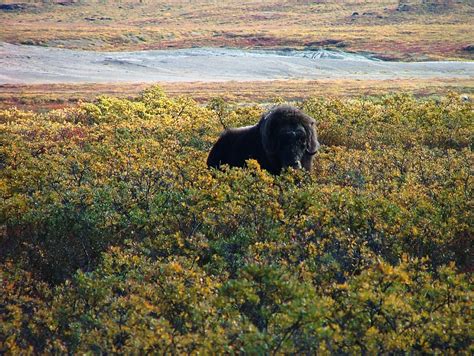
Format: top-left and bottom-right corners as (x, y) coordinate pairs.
(0, 89), (472, 353)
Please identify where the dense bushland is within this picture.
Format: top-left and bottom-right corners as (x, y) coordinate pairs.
(1, 88), (472, 353)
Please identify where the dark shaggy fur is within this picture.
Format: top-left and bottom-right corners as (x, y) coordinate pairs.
(207, 105), (320, 174)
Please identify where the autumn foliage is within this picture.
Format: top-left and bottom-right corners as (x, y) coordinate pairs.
(1, 88), (472, 353)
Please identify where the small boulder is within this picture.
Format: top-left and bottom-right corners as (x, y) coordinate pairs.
(462, 45), (474, 52)
(0, 3), (28, 11)
(397, 4), (412, 12)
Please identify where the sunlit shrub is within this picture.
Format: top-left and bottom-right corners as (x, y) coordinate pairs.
(0, 88), (472, 352)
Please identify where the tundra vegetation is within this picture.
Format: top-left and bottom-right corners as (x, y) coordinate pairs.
(1, 88), (472, 353)
(1, 79), (473, 112)
(1, 0), (473, 61)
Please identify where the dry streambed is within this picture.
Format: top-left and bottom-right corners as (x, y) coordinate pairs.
(1, 42), (473, 84)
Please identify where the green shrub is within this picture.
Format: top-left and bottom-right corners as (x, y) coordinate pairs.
(0, 89), (472, 352)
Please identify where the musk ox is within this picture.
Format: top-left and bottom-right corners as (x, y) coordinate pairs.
(207, 105), (320, 174)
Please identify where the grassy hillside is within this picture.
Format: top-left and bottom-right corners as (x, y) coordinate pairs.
(1, 0), (473, 60)
(1, 89), (472, 353)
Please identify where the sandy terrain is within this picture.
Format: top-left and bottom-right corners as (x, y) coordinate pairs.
(1, 42), (473, 84)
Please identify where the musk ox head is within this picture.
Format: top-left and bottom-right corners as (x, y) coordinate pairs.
(260, 105), (320, 171)
(207, 105), (320, 174)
